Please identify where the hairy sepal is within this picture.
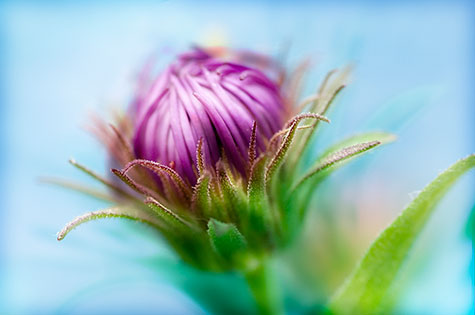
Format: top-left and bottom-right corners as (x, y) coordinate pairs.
(318, 132), (396, 162)
(208, 219), (247, 267)
(144, 197), (195, 232)
(69, 159), (135, 199)
(291, 141), (382, 196)
(247, 155), (275, 246)
(191, 172), (212, 218)
(265, 113), (330, 186)
(217, 165), (248, 228)
(288, 67), (351, 169)
(57, 206), (162, 241)
(123, 159), (193, 200)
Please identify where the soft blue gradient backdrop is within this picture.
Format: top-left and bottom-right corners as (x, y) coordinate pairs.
(1, 1), (474, 314)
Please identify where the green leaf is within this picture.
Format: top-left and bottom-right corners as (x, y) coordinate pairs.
(328, 154), (475, 314)
(207, 219), (247, 263)
(57, 206), (162, 241)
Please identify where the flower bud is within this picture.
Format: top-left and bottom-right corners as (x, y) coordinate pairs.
(132, 49), (285, 184)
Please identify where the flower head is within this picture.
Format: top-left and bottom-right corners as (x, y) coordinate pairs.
(59, 47), (385, 275)
(133, 49), (285, 184)
(54, 45), (475, 315)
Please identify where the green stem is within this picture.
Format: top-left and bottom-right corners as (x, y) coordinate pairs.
(244, 261), (283, 315)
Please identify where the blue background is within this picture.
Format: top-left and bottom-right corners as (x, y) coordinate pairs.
(1, 0), (474, 314)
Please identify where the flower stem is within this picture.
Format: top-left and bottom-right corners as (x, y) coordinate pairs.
(244, 260), (283, 315)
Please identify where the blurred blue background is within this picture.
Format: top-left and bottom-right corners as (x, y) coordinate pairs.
(1, 0), (474, 314)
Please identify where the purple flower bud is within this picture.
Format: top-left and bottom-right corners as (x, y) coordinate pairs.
(132, 49), (285, 184)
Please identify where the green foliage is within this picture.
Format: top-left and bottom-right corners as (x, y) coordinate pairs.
(328, 154), (475, 314)
(208, 219), (247, 265)
(54, 64), (473, 315)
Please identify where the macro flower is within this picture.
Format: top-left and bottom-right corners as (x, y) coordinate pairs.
(57, 47), (385, 315)
(132, 49), (286, 184)
(55, 46), (475, 315)
(57, 47), (380, 270)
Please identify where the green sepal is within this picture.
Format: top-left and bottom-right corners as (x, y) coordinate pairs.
(288, 67), (351, 170)
(247, 155), (275, 246)
(208, 179), (229, 222)
(146, 197), (221, 270)
(266, 113), (329, 185)
(328, 154), (475, 314)
(57, 206), (163, 241)
(318, 132), (396, 162)
(69, 158), (135, 199)
(248, 156), (269, 226)
(291, 140), (383, 195)
(144, 197), (194, 233)
(217, 166), (248, 227)
(192, 172), (211, 218)
(208, 219), (247, 264)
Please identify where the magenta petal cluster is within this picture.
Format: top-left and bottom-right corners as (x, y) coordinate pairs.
(132, 49), (285, 184)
